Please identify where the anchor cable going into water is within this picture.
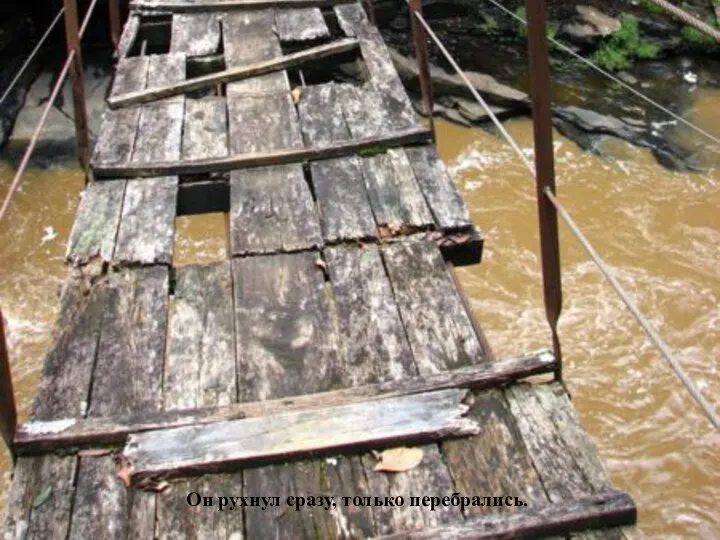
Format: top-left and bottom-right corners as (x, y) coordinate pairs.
(481, 0), (720, 148)
(0, 7), (66, 106)
(0, 0), (99, 223)
(412, 9), (720, 430)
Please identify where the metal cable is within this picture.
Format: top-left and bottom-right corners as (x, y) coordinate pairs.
(0, 0), (100, 222)
(643, 0), (720, 42)
(0, 8), (66, 106)
(482, 0), (720, 147)
(413, 9), (720, 430)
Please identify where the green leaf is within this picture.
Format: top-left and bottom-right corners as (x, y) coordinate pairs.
(32, 484), (52, 509)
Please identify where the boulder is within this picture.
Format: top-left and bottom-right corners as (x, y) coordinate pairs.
(561, 5), (620, 45)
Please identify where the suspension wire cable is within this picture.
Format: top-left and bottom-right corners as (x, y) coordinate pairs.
(413, 9), (720, 430)
(0, 0), (100, 223)
(481, 0), (720, 147)
(643, 0), (720, 42)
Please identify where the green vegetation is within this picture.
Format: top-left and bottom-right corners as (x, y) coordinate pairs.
(639, 0), (665, 16)
(591, 14), (659, 71)
(679, 16), (718, 48)
(357, 146), (387, 157)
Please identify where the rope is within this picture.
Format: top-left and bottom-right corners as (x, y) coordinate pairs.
(0, 8), (66, 106)
(481, 0), (720, 148)
(643, 0), (720, 42)
(412, 9), (720, 430)
(0, 0), (100, 222)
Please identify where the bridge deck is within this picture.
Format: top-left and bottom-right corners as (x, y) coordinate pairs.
(3, 2), (637, 538)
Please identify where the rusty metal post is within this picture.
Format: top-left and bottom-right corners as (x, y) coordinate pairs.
(109, 0), (122, 49)
(524, 0), (563, 381)
(62, 0), (91, 178)
(409, 0), (435, 139)
(0, 307), (17, 459)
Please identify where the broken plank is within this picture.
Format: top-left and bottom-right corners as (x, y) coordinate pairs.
(170, 13), (221, 56)
(113, 177), (178, 266)
(93, 126), (432, 177)
(109, 39), (358, 109)
(376, 491), (637, 540)
(334, 3), (370, 38)
(131, 0), (357, 13)
(123, 389), (478, 480)
(383, 239), (486, 373)
(275, 8), (329, 41)
(164, 263), (236, 410)
(181, 97), (228, 160)
(325, 245), (416, 384)
(15, 351), (556, 454)
(116, 14), (140, 58)
(229, 165), (321, 255)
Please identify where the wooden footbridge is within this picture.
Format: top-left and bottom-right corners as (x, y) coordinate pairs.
(1, 0), (639, 538)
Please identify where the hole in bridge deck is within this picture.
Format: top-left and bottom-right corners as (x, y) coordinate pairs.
(280, 39), (367, 88)
(128, 15), (172, 56)
(173, 212), (229, 267)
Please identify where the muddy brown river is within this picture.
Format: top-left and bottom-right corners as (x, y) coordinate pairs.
(1, 89), (719, 536)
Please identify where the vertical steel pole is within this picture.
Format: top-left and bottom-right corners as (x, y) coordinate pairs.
(0, 308), (17, 459)
(109, 0), (122, 49)
(524, 0), (563, 381)
(409, 0), (435, 139)
(63, 0), (91, 178)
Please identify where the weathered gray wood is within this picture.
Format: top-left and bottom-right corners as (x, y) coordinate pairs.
(383, 239), (485, 373)
(324, 456), (377, 537)
(181, 97), (228, 160)
(229, 165), (322, 255)
(93, 126), (432, 178)
(227, 92), (303, 153)
(404, 145), (471, 232)
(170, 13), (221, 56)
(66, 181), (127, 265)
(117, 14), (140, 58)
(325, 245), (416, 384)
(298, 83), (377, 242)
(110, 39), (358, 108)
(131, 0), (356, 12)
(92, 56), (149, 166)
(223, 11), (289, 96)
(113, 177), (178, 266)
(232, 252), (342, 402)
(2, 456), (76, 540)
(124, 389), (478, 480)
(164, 263), (236, 410)
(275, 8), (329, 41)
(15, 352), (556, 453)
(334, 3), (370, 38)
(377, 491), (637, 540)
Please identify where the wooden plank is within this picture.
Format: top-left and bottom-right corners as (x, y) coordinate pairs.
(123, 388), (478, 480)
(298, 83), (377, 242)
(325, 245), (416, 384)
(113, 177), (178, 266)
(109, 39), (358, 108)
(170, 13), (221, 56)
(92, 56), (149, 166)
(93, 126), (433, 177)
(223, 11), (288, 96)
(334, 3), (370, 38)
(131, 0), (357, 12)
(232, 252), (342, 402)
(376, 491), (637, 540)
(15, 352), (556, 453)
(227, 92), (303, 153)
(382, 239), (486, 373)
(275, 8), (330, 41)
(404, 145), (471, 232)
(181, 97), (228, 160)
(164, 263), (236, 410)
(117, 14), (140, 58)
(229, 165), (322, 255)
(66, 181), (126, 265)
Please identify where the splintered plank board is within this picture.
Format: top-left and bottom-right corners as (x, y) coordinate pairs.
(170, 13), (221, 56)
(275, 8), (329, 41)
(123, 389), (478, 479)
(117, 14), (139, 58)
(132, 53), (186, 164)
(113, 177), (178, 265)
(228, 93), (321, 255)
(164, 263), (236, 409)
(92, 56), (149, 166)
(298, 83), (377, 242)
(325, 244), (416, 384)
(223, 10), (289, 96)
(66, 181), (126, 265)
(181, 97), (228, 160)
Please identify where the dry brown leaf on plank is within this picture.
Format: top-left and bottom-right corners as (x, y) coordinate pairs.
(291, 87), (302, 105)
(373, 447), (424, 472)
(116, 456), (133, 488)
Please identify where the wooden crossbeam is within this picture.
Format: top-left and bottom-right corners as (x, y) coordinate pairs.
(14, 351), (555, 455)
(130, 0), (356, 13)
(376, 490), (637, 539)
(107, 39), (360, 109)
(92, 126), (433, 178)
